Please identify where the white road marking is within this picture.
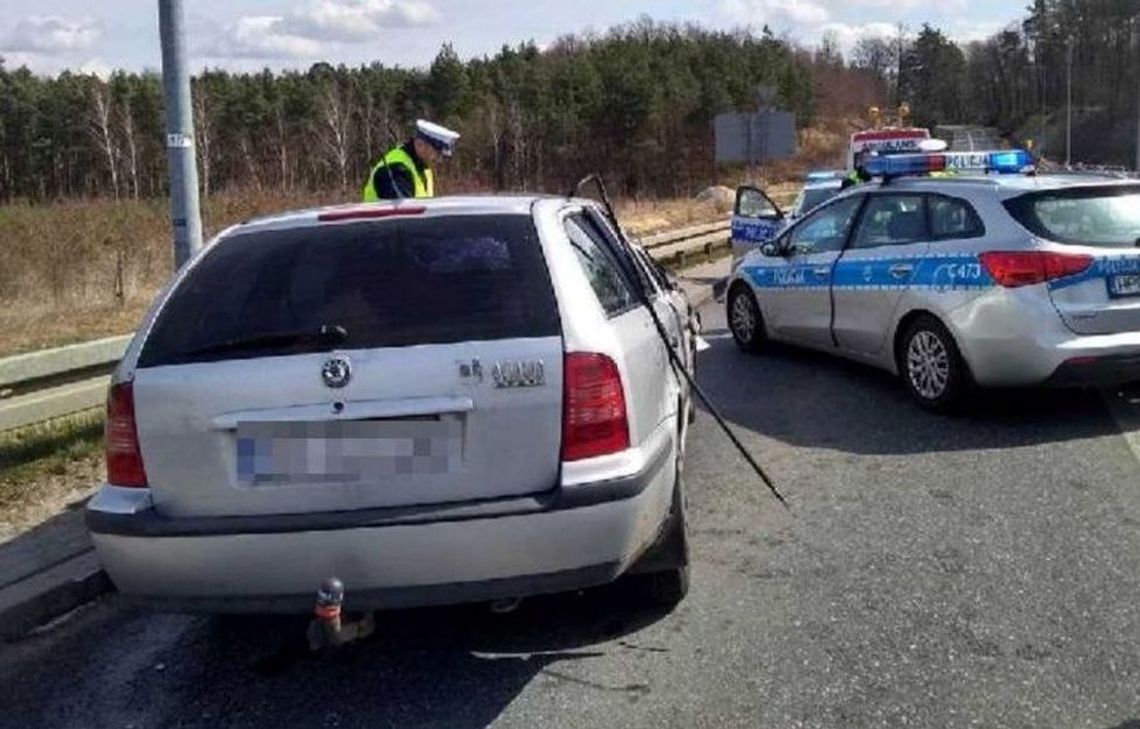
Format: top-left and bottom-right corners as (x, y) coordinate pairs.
(1105, 387), (1140, 463)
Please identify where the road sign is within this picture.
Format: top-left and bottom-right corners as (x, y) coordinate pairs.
(715, 110), (796, 165)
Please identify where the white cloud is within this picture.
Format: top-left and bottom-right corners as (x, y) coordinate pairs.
(203, 16), (325, 60)
(948, 19), (1010, 44)
(719, 0), (999, 56)
(816, 21), (900, 55)
(200, 0), (439, 60)
(719, 0), (831, 27)
(280, 0), (440, 42)
(0, 16), (102, 53)
(79, 58), (114, 80)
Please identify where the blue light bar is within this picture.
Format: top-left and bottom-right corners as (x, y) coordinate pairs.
(860, 149), (1034, 178)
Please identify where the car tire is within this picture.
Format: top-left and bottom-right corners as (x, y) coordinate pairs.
(898, 315), (971, 413)
(728, 284), (765, 353)
(641, 563), (690, 607)
(628, 441), (690, 608)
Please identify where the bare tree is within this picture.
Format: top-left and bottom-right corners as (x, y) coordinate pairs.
(118, 94), (140, 199)
(192, 83), (215, 198)
(852, 35), (896, 80)
(274, 99), (291, 191)
(239, 135), (262, 191)
(507, 96), (526, 190)
(315, 81), (354, 193)
(87, 82), (119, 199)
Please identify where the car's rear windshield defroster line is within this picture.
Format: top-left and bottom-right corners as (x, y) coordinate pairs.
(138, 214), (561, 368)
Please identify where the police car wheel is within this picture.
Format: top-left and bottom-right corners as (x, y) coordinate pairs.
(728, 285), (765, 353)
(899, 316), (968, 412)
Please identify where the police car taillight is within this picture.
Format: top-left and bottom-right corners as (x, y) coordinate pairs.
(979, 251), (1093, 288)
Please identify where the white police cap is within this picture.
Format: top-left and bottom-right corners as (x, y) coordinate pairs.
(416, 119), (460, 157)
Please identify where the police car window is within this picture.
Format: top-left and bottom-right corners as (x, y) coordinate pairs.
(928, 195), (985, 240)
(737, 188), (779, 218)
(800, 186), (840, 215)
(788, 196), (863, 254)
(565, 215), (637, 316)
(852, 195), (928, 249)
(1004, 186), (1140, 249)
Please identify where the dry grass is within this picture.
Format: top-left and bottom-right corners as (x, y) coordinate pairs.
(0, 189), (341, 356)
(618, 197), (731, 235)
(0, 412), (103, 541)
(0, 190), (736, 357)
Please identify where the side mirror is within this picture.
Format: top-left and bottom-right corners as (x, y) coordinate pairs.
(760, 242), (781, 257)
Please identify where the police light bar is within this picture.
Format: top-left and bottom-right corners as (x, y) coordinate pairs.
(861, 149), (1035, 178)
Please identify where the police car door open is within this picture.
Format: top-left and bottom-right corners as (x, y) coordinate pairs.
(732, 186), (785, 259)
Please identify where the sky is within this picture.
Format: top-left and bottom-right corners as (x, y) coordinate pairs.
(0, 0), (1028, 77)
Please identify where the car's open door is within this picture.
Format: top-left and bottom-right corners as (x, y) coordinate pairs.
(731, 186), (785, 263)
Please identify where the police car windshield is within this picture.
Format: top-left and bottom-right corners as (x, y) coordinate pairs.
(801, 187), (840, 213)
(1004, 186), (1140, 249)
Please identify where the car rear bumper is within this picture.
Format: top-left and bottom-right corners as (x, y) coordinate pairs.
(944, 289), (1140, 387)
(87, 431), (675, 614)
(1044, 351), (1140, 387)
(964, 329), (1140, 387)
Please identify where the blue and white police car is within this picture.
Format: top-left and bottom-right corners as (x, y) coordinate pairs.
(730, 171), (845, 263)
(726, 149), (1140, 411)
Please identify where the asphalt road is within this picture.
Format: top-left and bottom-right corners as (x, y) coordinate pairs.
(3, 299), (1140, 729)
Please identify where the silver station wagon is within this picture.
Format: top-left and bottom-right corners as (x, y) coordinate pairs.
(88, 196), (696, 613)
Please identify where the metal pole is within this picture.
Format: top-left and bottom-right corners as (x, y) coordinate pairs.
(1066, 40), (1073, 167)
(158, 0), (203, 268)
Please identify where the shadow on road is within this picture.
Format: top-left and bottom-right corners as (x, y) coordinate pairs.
(696, 331), (1123, 456)
(4, 579), (673, 729)
(176, 580), (670, 729)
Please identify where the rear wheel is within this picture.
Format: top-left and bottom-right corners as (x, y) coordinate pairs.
(898, 315), (970, 413)
(641, 563), (690, 607)
(728, 285), (765, 353)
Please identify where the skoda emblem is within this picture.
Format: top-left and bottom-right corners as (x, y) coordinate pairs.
(321, 356), (352, 389)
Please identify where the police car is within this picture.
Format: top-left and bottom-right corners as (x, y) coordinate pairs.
(730, 171), (845, 263)
(726, 149), (1140, 411)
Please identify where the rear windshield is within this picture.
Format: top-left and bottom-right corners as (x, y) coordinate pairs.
(1004, 186), (1140, 249)
(139, 214), (560, 367)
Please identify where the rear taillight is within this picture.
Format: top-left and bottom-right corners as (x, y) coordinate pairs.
(562, 352), (630, 462)
(105, 382), (148, 488)
(979, 251), (1093, 288)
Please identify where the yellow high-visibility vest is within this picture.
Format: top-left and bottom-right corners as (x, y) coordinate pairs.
(361, 146), (434, 201)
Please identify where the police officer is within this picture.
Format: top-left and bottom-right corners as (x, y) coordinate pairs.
(841, 151), (872, 190)
(362, 119), (460, 201)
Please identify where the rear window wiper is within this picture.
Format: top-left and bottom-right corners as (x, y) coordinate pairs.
(179, 324), (348, 358)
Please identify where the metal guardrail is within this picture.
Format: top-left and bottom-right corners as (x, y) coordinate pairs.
(0, 336), (132, 433)
(639, 220), (733, 268)
(0, 221), (742, 434)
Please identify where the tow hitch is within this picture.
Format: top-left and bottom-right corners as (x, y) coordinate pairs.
(306, 577), (376, 652)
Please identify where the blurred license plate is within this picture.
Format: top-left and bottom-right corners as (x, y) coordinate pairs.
(236, 420), (460, 485)
(1109, 274), (1140, 298)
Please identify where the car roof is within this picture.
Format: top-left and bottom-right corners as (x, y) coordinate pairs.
(804, 178), (844, 191)
(232, 194), (577, 236)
